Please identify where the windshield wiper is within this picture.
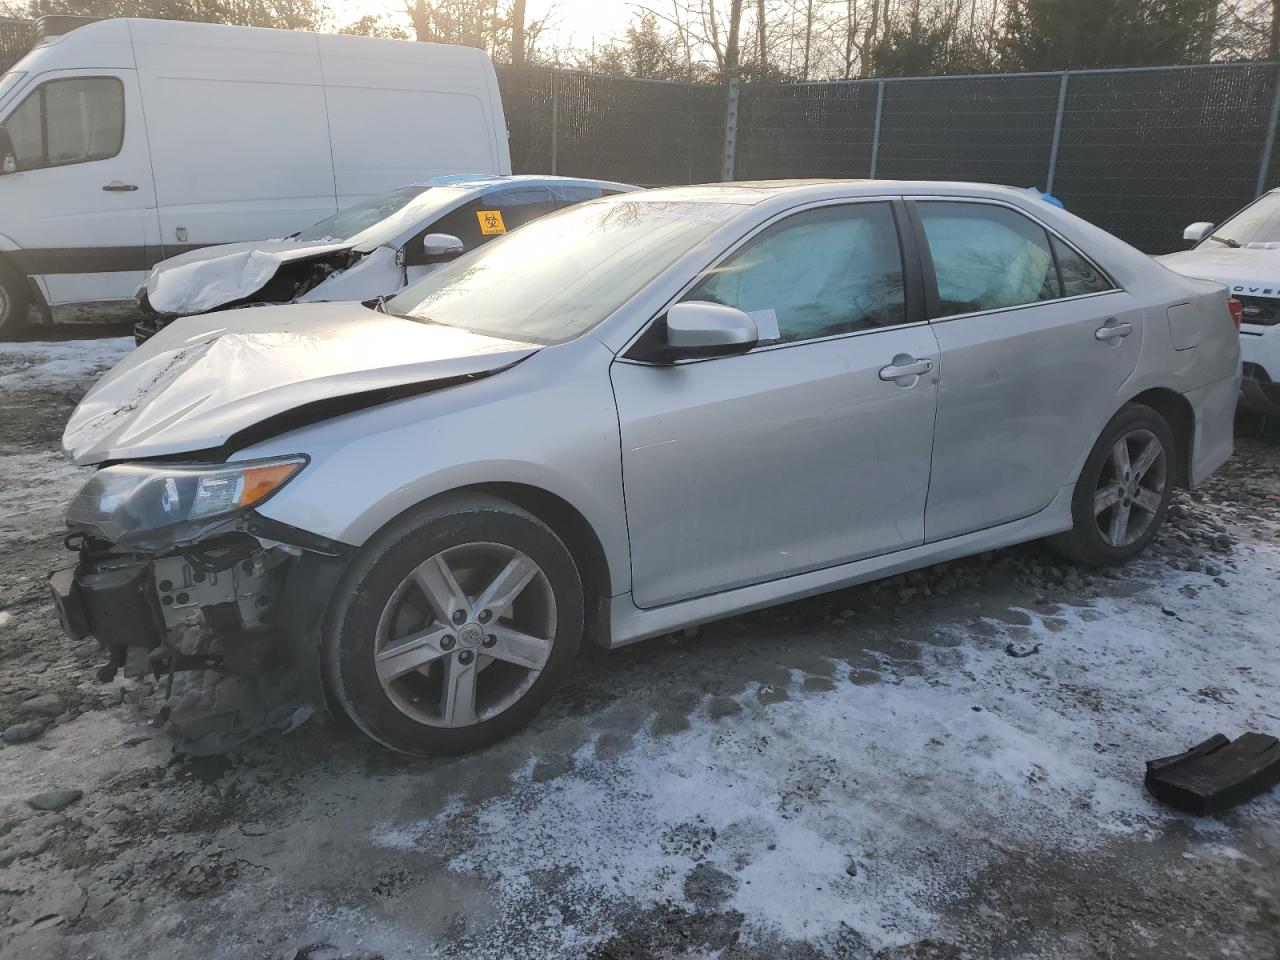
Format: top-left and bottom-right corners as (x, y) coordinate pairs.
(1207, 234), (1241, 248)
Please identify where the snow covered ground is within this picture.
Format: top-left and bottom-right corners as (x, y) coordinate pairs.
(0, 338), (1277, 960)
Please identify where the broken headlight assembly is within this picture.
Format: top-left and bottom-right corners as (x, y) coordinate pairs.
(66, 456), (308, 548)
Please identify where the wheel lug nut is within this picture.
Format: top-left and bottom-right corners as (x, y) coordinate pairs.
(441, 635), (455, 650)
(458, 650), (474, 664)
(477, 610), (491, 624)
(482, 634), (496, 648)
(451, 610), (466, 625)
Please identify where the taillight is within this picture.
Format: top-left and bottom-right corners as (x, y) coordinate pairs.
(1228, 297), (1243, 330)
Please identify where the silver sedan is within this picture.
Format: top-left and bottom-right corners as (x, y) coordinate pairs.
(53, 180), (1240, 755)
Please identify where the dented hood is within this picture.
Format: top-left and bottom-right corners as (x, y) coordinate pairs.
(63, 302), (539, 465)
(1158, 246), (1280, 298)
(146, 240), (355, 316)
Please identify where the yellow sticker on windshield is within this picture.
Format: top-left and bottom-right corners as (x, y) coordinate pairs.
(477, 209), (507, 235)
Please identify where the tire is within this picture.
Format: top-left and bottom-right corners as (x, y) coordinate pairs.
(324, 493), (584, 756)
(1050, 403), (1177, 567)
(0, 261), (31, 340)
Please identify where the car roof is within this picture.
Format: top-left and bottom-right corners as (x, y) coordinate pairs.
(405, 174), (637, 193)
(625, 179), (1055, 207)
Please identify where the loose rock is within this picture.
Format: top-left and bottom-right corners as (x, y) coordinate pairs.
(27, 789), (83, 812)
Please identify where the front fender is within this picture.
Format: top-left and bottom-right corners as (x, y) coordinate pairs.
(236, 339), (633, 594)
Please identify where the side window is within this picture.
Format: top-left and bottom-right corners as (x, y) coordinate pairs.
(683, 203), (906, 345)
(1051, 235), (1112, 297)
(477, 186), (559, 232)
(918, 201), (1061, 315)
(550, 184), (607, 209)
(423, 188), (560, 253)
(2, 77), (124, 171)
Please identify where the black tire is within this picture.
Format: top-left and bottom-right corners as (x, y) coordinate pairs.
(1050, 403), (1177, 567)
(324, 493), (584, 756)
(0, 260), (31, 340)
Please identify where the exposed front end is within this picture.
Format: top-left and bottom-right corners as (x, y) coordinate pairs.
(48, 457), (344, 700)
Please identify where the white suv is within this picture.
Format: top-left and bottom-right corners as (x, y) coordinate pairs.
(1160, 190), (1280, 414)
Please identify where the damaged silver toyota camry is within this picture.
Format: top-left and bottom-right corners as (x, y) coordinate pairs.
(50, 181), (1241, 756)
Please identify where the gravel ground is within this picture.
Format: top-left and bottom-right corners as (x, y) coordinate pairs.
(0, 339), (1278, 960)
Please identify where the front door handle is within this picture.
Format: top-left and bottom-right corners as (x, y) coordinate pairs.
(102, 181), (138, 192)
(1095, 320), (1133, 342)
(879, 357), (934, 382)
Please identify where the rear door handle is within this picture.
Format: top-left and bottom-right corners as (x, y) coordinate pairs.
(1095, 320), (1133, 341)
(102, 182), (138, 192)
(879, 357), (934, 381)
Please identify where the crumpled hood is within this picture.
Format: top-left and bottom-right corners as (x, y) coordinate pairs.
(146, 239), (355, 315)
(1158, 247), (1280, 299)
(63, 302), (539, 465)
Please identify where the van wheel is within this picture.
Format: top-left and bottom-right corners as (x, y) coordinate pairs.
(0, 262), (31, 340)
(1050, 404), (1176, 567)
(325, 494), (584, 756)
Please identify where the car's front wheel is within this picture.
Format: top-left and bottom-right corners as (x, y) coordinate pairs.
(1050, 403), (1176, 566)
(325, 494), (584, 756)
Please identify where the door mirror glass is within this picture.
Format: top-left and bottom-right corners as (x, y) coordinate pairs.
(0, 126), (14, 175)
(404, 232), (464, 267)
(1183, 221), (1214, 244)
(663, 301), (758, 360)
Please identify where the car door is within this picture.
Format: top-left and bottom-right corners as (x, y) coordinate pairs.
(909, 198), (1141, 542)
(0, 70), (157, 309)
(611, 200), (941, 609)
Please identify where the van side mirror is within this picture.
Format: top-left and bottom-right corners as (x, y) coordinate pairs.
(1183, 221), (1214, 245)
(0, 126), (15, 175)
(403, 232), (464, 267)
(662, 301), (758, 360)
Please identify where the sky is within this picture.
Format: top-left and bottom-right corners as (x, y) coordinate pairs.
(348, 0), (636, 53)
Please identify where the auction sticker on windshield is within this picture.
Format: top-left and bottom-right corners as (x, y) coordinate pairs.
(477, 210), (507, 235)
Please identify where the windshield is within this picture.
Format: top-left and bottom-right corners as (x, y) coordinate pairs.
(1202, 192), (1280, 247)
(385, 198), (743, 344)
(294, 186), (431, 242)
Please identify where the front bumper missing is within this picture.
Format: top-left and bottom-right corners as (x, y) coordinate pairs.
(49, 538), (292, 682)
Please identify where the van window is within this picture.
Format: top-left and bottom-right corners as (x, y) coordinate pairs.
(4, 76), (124, 171)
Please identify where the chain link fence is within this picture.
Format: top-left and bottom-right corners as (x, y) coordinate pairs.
(0, 17), (33, 72)
(0, 14), (1273, 254)
(500, 61), (1280, 254)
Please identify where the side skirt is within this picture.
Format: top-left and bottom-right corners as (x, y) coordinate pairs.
(606, 483), (1076, 649)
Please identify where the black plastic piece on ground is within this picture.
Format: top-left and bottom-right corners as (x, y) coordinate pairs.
(1145, 733), (1280, 816)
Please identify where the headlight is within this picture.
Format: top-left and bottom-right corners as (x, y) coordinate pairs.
(66, 456), (307, 545)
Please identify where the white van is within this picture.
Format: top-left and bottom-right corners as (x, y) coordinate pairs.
(0, 18), (511, 334)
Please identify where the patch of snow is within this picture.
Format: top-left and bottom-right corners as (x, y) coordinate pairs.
(0, 339), (132, 391)
(373, 543), (1280, 955)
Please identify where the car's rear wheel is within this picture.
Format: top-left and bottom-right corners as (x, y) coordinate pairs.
(325, 494), (583, 756)
(0, 261), (31, 340)
(1050, 403), (1176, 566)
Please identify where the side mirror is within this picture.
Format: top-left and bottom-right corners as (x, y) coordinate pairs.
(0, 126), (15, 175)
(403, 232), (464, 267)
(1183, 221), (1214, 244)
(663, 301), (758, 360)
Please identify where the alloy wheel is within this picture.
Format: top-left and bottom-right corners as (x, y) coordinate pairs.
(1092, 428), (1167, 548)
(373, 542), (557, 728)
